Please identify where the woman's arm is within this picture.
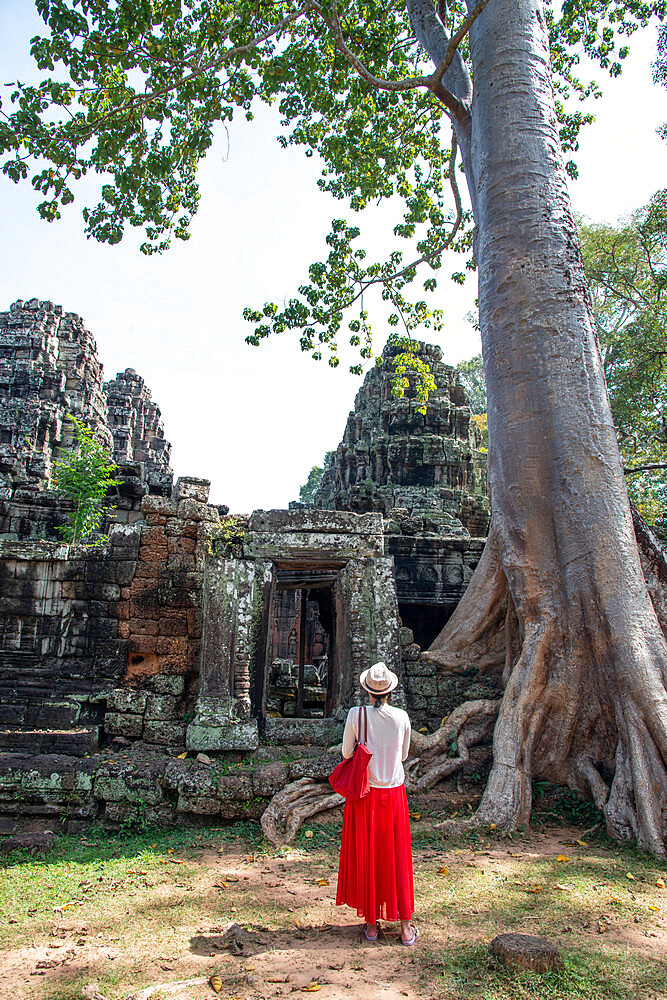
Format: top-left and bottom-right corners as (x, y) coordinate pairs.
(341, 707), (358, 759)
(401, 714), (411, 762)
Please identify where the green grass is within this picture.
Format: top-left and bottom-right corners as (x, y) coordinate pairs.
(425, 942), (667, 999)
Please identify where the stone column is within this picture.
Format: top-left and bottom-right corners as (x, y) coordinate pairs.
(334, 555), (403, 717)
(186, 557), (266, 751)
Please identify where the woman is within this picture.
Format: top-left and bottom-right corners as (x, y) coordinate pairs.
(335, 661), (418, 945)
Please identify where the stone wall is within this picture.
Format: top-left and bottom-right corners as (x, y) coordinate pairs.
(0, 745), (341, 835)
(107, 478), (221, 749)
(0, 529), (139, 754)
(398, 625), (502, 732)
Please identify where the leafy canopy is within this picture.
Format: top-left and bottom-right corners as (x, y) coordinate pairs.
(52, 415), (119, 545)
(2, 0), (665, 372)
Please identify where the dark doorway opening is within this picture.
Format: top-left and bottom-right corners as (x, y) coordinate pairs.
(399, 602), (454, 650)
(266, 576), (336, 718)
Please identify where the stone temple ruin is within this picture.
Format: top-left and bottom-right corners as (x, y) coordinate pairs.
(0, 299), (494, 834)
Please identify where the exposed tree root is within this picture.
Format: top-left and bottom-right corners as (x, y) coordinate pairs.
(260, 777), (343, 845)
(405, 698), (501, 791)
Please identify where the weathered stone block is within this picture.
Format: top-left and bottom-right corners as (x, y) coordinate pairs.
(405, 676), (434, 697)
(288, 753), (340, 781)
(216, 773), (252, 801)
(104, 712), (144, 740)
(174, 477), (211, 503)
(114, 560), (137, 585)
(177, 792), (221, 815)
(252, 761), (289, 798)
(403, 658), (436, 676)
(142, 720), (185, 745)
(106, 688), (148, 714)
(141, 496), (178, 517)
(186, 720), (259, 752)
(147, 674), (185, 696)
(144, 693), (178, 720)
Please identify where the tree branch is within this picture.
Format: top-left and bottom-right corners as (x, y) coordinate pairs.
(624, 463), (667, 475)
(431, 0), (492, 88)
(309, 0), (435, 94)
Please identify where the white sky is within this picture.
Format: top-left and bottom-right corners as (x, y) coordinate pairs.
(1, 6), (666, 512)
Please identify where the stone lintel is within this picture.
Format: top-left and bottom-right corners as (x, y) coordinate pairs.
(248, 509), (383, 536)
(243, 532), (384, 563)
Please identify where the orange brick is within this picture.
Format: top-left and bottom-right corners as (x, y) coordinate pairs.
(156, 636), (188, 656)
(129, 635), (158, 654)
(116, 600), (130, 621)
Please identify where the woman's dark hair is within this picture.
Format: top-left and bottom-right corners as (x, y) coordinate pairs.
(371, 692), (390, 709)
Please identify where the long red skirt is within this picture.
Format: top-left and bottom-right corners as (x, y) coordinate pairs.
(336, 785), (414, 922)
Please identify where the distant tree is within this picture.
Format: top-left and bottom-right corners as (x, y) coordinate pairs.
(578, 191), (667, 533)
(456, 353), (486, 414)
(299, 451), (334, 505)
(52, 416), (119, 546)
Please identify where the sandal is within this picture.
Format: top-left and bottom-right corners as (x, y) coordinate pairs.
(401, 925), (420, 946)
(364, 923), (379, 942)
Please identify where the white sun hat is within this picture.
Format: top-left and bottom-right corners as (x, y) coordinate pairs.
(359, 661), (399, 696)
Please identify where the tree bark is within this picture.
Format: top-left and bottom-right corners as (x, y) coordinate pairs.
(414, 0), (667, 854)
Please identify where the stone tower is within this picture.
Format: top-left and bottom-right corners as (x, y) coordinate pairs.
(0, 298), (173, 539)
(315, 337), (490, 646)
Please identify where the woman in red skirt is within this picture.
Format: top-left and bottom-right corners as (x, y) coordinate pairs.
(336, 661), (418, 945)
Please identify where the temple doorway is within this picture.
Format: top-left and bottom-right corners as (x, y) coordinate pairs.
(265, 571), (336, 719)
(399, 601), (454, 650)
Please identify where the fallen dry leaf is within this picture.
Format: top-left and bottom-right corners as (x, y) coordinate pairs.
(556, 855), (570, 862)
(626, 873), (636, 880)
(489, 823), (497, 830)
(266, 976), (290, 983)
(304, 831), (314, 839)
(523, 885), (544, 893)
(176, 752), (188, 759)
(554, 884), (573, 891)
(409, 812), (421, 821)
(648, 906), (660, 912)
(317, 878), (330, 887)
(610, 896), (624, 904)
(437, 866), (448, 876)
(656, 880), (665, 888)
(302, 983), (321, 993)
(209, 974), (223, 993)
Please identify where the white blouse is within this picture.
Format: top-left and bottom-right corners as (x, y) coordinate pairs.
(341, 704), (412, 788)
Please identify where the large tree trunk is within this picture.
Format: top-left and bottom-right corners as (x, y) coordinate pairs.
(410, 0), (667, 854)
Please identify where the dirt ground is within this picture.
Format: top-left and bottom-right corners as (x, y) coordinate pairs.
(2, 814), (667, 1000)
